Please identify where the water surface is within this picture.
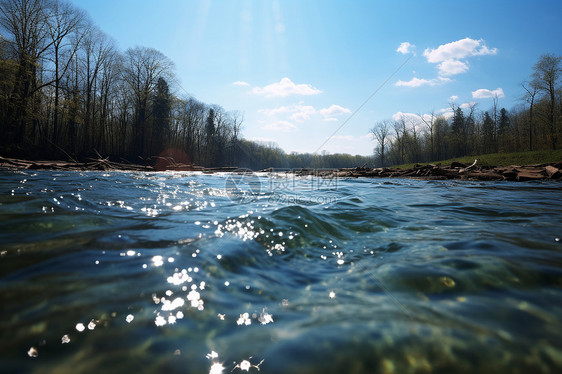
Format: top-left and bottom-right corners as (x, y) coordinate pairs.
(1, 170), (561, 373)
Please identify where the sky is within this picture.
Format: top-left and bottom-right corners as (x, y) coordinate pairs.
(71, 0), (562, 156)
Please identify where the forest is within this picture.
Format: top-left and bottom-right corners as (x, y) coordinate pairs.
(0, 0), (250, 167)
(0, 0), (373, 170)
(1, 0), (560, 171)
(371, 53), (562, 167)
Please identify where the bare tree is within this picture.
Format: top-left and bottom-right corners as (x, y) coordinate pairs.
(532, 53), (561, 149)
(521, 81), (539, 151)
(0, 0), (51, 143)
(393, 115), (407, 164)
(122, 46), (174, 157)
(465, 102), (477, 154)
(78, 27), (114, 150)
(419, 110), (435, 160)
(371, 120), (390, 167)
(46, 0), (87, 143)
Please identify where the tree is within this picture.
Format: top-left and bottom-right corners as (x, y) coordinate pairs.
(434, 116), (448, 160)
(78, 28), (115, 152)
(393, 116), (407, 164)
(370, 120), (390, 167)
(0, 0), (51, 145)
(522, 80), (539, 151)
(229, 110), (243, 166)
(205, 107), (215, 165)
(465, 103), (477, 154)
(46, 0), (87, 144)
(450, 106), (465, 156)
(532, 53), (561, 149)
(151, 77), (171, 155)
(497, 108), (511, 152)
(122, 46), (174, 158)
(481, 111), (495, 154)
(419, 111), (435, 160)
(0, 30), (17, 135)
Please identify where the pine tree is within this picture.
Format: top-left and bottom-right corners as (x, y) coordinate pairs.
(482, 111), (495, 154)
(151, 77), (171, 156)
(205, 108), (215, 166)
(451, 107), (465, 156)
(497, 108), (511, 152)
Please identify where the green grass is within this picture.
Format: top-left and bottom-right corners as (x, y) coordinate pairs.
(393, 149), (562, 169)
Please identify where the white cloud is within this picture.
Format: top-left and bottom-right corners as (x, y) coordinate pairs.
(449, 95), (459, 102)
(395, 76), (450, 87)
(391, 112), (428, 133)
(396, 38), (497, 89)
(259, 104), (316, 122)
(290, 105), (316, 122)
(232, 81), (250, 86)
(259, 103), (350, 122)
(473, 44), (498, 57)
(438, 108), (455, 120)
(396, 42), (415, 55)
(471, 87), (505, 99)
(252, 77), (322, 98)
(460, 101), (476, 109)
(319, 104), (351, 121)
(262, 120), (297, 132)
(392, 111), (419, 123)
(438, 59), (469, 76)
(393, 111), (437, 125)
(423, 38), (497, 63)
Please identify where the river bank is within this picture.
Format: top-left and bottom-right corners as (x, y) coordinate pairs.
(1, 155), (561, 182)
(293, 161), (562, 182)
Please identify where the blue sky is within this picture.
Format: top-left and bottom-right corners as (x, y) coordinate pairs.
(71, 0), (562, 156)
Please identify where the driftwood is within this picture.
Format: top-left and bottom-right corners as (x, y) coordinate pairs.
(2, 155), (561, 182)
(0, 155), (152, 172)
(291, 161), (562, 182)
(1, 155), (208, 173)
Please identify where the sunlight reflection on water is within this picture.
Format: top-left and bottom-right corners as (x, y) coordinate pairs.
(1, 171), (562, 373)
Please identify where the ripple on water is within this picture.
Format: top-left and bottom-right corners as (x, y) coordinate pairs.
(1, 171), (562, 373)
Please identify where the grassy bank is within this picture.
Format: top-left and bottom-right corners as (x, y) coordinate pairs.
(393, 149), (562, 169)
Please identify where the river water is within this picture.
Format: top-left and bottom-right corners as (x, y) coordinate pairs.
(1, 170), (561, 374)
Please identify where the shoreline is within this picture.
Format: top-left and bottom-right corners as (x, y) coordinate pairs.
(1, 155), (561, 182)
(292, 162), (562, 182)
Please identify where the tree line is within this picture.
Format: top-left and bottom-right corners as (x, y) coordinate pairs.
(5, 1), (557, 171)
(0, 0), (248, 167)
(236, 139), (372, 170)
(371, 53), (562, 166)
(0, 0), (374, 170)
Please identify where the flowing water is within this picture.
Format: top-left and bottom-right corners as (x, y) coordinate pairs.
(1, 170), (561, 374)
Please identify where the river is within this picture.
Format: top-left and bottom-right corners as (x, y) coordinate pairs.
(1, 170), (561, 373)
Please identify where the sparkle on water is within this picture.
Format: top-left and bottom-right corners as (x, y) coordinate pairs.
(1, 170), (562, 374)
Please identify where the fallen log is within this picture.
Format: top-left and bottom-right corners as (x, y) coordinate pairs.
(462, 171), (504, 181)
(545, 165), (562, 179)
(459, 159), (479, 173)
(2, 155), (562, 182)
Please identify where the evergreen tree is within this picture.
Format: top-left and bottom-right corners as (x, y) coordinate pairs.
(205, 108), (216, 166)
(151, 77), (171, 156)
(482, 111), (495, 154)
(497, 108), (511, 152)
(450, 107), (465, 156)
